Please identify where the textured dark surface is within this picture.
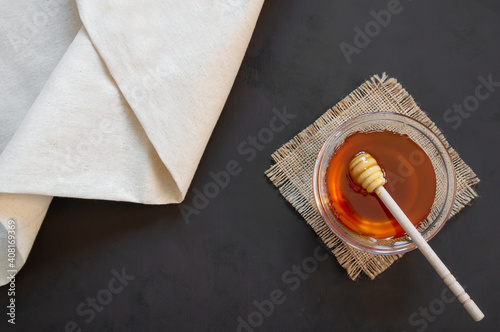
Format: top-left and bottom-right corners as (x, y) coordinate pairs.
(1, 0), (499, 331)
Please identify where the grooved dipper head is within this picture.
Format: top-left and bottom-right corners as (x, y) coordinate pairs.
(349, 152), (386, 193)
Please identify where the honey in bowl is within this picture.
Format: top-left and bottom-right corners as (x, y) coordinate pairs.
(325, 130), (436, 239)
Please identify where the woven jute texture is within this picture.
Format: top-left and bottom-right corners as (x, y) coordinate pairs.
(265, 73), (479, 280)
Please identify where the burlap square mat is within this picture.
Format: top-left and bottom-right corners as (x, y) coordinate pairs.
(265, 73), (479, 280)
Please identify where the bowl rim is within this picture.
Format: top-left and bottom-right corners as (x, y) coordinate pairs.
(313, 112), (457, 255)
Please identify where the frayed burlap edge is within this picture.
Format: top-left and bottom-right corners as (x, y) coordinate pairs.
(265, 73), (479, 280)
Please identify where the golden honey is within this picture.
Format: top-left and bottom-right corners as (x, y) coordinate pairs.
(326, 130), (436, 239)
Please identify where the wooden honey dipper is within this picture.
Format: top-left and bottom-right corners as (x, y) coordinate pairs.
(349, 152), (484, 322)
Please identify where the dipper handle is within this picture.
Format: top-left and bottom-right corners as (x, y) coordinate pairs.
(349, 152), (484, 322)
(377, 186), (484, 322)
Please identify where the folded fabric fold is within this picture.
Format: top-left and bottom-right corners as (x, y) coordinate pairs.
(0, 27), (182, 204)
(76, 0), (265, 199)
(0, 0), (265, 286)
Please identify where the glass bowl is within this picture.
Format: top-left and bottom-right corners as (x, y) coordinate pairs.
(313, 112), (456, 255)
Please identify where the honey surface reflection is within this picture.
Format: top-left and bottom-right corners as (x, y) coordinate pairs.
(325, 131), (436, 239)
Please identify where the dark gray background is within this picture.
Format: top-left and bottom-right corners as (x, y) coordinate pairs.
(2, 0), (499, 331)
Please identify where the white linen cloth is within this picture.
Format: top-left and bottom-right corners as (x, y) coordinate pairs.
(0, 0), (264, 286)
